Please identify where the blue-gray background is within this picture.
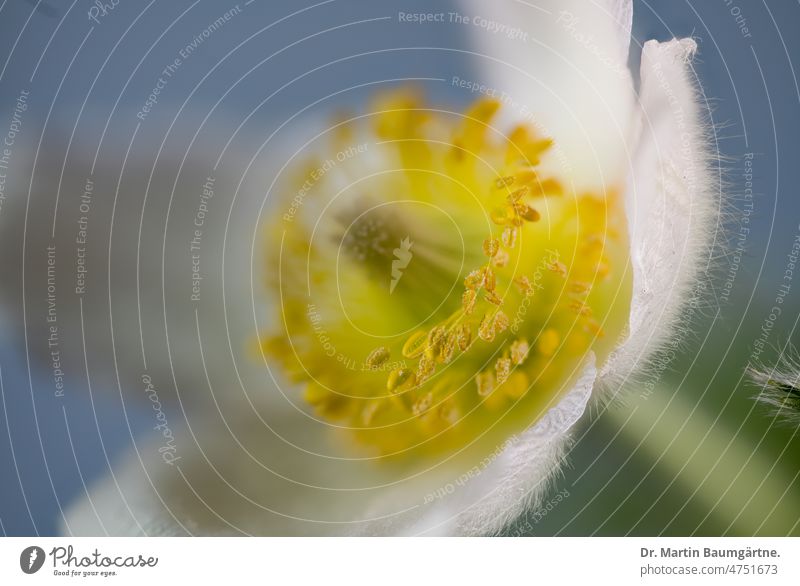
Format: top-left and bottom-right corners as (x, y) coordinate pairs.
(0, 0), (798, 535)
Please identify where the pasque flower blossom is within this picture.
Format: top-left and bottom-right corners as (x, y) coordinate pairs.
(62, 0), (715, 536)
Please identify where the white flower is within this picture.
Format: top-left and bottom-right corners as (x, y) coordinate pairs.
(59, 0), (715, 536)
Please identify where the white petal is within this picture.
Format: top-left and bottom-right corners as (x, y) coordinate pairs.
(405, 356), (596, 536)
(61, 11), (716, 540)
(63, 357), (596, 536)
(599, 38), (716, 391)
(458, 0), (635, 189)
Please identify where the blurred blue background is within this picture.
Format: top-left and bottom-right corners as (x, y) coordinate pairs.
(0, 0), (799, 535)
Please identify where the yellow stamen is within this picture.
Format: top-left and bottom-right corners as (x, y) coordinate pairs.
(366, 346), (390, 369)
(260, 88), (631, 458)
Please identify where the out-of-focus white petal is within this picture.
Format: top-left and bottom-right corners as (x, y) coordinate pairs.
(459, 0), (635, 189)
(599, 38), (715, 391)
(0, 114), (314, 414)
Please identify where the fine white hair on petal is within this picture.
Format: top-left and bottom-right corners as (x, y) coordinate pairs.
(355, 357), (597, 536)
(598, 38), (717, 396)
(747, 349), (800, 426)
(458, 0), (636, 190)
(449, 357), (596, 535)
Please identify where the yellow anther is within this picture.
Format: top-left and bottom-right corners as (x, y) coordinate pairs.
(537, 329), (560, 357)
(569, 281), (591, 295)
(596, 259), (611, 279)
(456, 323), (472, 351)
(483, 266), (496, 292)
(518, 204), (541, 222)
(438, 401), (460, 425)
(462, 289), (477, 314)
(490, 207), (510, 225)
(417, 354), (435, 383)
(261, 89), (632, 456)
(514, 276), (534, 296)
(476, 370), (496, 397)
(365, 346), (390, 369)
(581, 233), (605, 252)
(584, 319), (605, 338)
(440, 332), (458, 364)
(412, 392), (433, 417)
(427, 325), (446, 353)
(493, 310), (510, 335)
(494, 175), (515, 189)
(464, 269), (485, 290)
(495, 357), (511, 384)
(387, 368), (416, 393)
(484, 290), (503, 306)
(492, 249), (510, 268)
(402, 330), (429, 358)
(510, 338), (530, 365)
(478, 314), (496, 342)
(569, 301), (592, 317)
(507, 187), (528, 202)
(483, 237), (500, 258)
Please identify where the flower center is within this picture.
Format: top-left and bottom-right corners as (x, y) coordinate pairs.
(261, 89), (631, 459)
